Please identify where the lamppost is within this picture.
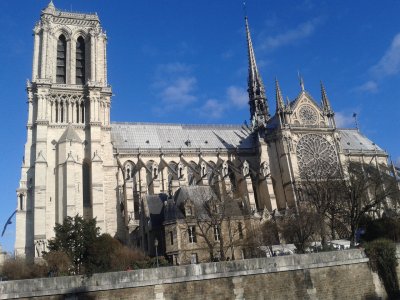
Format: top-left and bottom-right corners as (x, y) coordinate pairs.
(154, 238), (159, 268)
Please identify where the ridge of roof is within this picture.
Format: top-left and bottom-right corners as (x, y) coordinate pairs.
(111, 122), (249, 129)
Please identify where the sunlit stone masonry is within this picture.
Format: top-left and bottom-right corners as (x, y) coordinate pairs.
(15, 2), (389, 263)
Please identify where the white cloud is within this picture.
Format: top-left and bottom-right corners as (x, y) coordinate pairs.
(357, 33), (400, 93)
(153, 63), (197, 109)
(354, 80), (378, 93)
(394, 156), (400, 168)
(195, 86), (249, 120)
(199, 99), (225, 119)
(221, 50), (234, 60)
(155, 62), (192, 76)
(160, 77), (197, 106)
(335, 112), (355, 128)
(227, 86), (248, 108)
(371, 33), (400, 78)
(260, 17), (321, 51)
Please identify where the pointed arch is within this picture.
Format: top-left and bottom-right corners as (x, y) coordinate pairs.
(76, 36), (86, 85)
(80, 101), (85, 123)
(56, 34), (67, 83)
(123, 160), (136, 180)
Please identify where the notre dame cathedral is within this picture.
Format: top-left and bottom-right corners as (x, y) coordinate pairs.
(15, 2), (389, 262)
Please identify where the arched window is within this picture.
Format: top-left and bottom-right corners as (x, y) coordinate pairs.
(76, 36), (85, 85)
(60, 102), (64, 123)
(76, 102), (80, 123)
(19, 194), (24, 211)
(55, 102), (59, 123)
(80, 102), (85, 123)
(56, 35), (67, 84)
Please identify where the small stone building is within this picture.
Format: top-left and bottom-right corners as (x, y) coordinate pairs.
(139, 186), (255, 265)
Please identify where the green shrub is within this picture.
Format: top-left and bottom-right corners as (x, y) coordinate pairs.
(362, 218), (400, 242)
(364, 239), (399, 299)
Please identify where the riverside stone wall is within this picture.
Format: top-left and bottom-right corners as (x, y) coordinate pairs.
(0, 249), (386, 299)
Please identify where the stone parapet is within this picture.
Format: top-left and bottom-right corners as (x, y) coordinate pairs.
(0, 249), (374, 299)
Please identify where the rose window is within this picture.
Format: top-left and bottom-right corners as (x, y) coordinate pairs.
(298, 105), (318, 125)
(296, 134), (338, 178)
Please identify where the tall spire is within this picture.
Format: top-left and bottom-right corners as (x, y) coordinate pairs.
(245, 16), (270, 130)
(275, 78), (284, 112)
(320, 81), (333, 116)
(298, 71), (305, 92)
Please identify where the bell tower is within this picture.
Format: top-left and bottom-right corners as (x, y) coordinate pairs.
(15, 1), (115, 258)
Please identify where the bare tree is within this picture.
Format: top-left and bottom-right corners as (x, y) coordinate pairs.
(244, 217), (280, 258)
(279, 204), (321, 254)
(296, 168), (345, 245)
(296, 159), (400, 247)
(183, 192), (251, 262)
(340, 161), (400, 245)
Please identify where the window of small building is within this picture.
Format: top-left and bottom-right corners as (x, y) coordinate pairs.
(238, 222), (243, 239)
(170, 231), (174, 245)
(190, 253), (198, 264)
(214, 225), (220, 241)
(188, 226), (197, 243)
(56, 35), (67, 84)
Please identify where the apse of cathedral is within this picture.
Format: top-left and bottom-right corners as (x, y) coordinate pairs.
(15, 2), (389, 261)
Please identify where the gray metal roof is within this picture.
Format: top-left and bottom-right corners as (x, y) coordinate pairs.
(166, 186), (245, 221)
(111, 122), (254, 151)
(144, 194), (168, 227)
(338, 129), (386, 155)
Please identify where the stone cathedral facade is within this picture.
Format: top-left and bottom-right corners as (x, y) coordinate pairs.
(15, 2), (389, 260)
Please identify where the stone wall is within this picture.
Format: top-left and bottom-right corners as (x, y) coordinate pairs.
(0, 249), (386, 299)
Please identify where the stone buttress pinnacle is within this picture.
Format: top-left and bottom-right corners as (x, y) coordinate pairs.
(245, 16), (270, 129)
(275, 78), (284, 112)
(320, 81), (333, 116)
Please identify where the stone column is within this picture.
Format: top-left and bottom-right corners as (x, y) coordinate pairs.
(32, 29), (40, 80)
(70, 38), (76, 85)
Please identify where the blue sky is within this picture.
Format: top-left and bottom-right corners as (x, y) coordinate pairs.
(0, 0), (399, 252)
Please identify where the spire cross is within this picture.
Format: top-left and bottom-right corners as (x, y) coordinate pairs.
(243, 1), (247, 18)
(353, 113), (359, 131)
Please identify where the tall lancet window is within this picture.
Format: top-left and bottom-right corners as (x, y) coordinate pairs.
(76, 37), (86, 85)
(56, 35), (67, 84)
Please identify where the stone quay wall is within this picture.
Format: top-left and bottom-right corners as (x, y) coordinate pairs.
(0, 249), (387, 299)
